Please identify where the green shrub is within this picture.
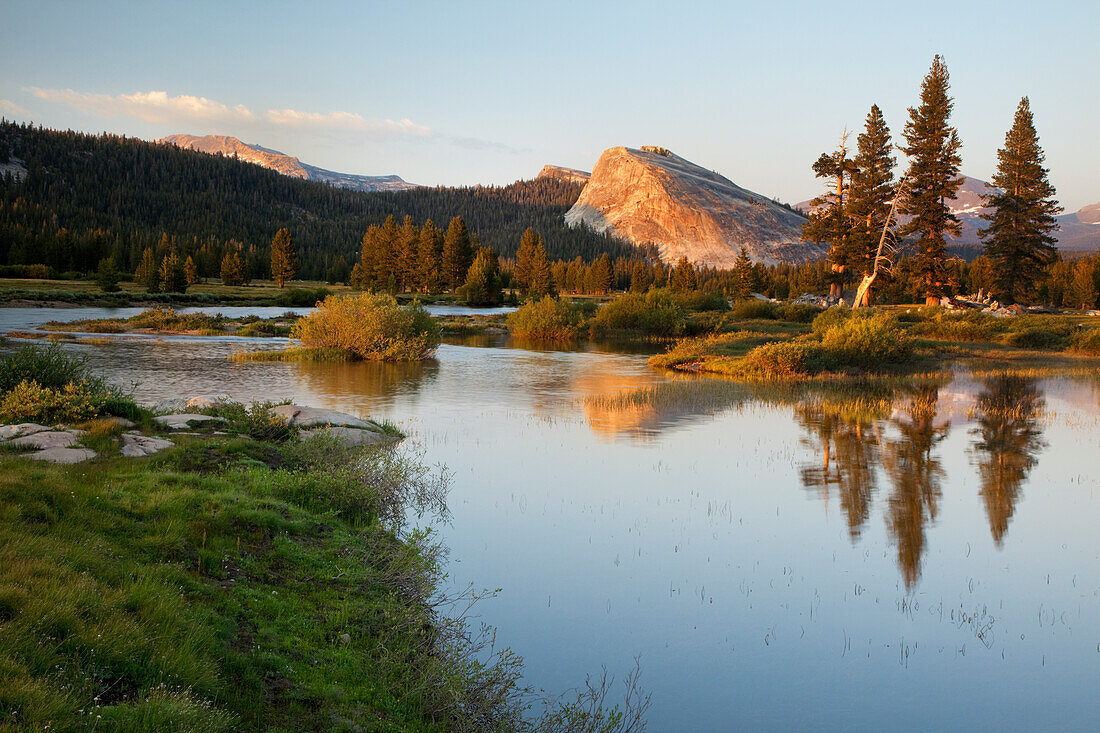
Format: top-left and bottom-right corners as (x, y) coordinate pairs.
(507, 296), (586, 341)
(128, 307), (224, 332)
(810, 305), (855, 336)
(0, 343), (92, 392)
(776, 302), (821, 323)
(1002, 328), (1069, 350)
(910, 308), (999, 341)
(740, 341), (820, 378)
(0, 379), (110, 424)
(672, 289), (730, 312)
(819, 311), (912, 365)
(731, 299), (779, 320)
(589, 291), (685, 336)
(1006, 314), (1074, 337)
(292, 293), (441, 361)
(1070, 327), (1100, 355)
(275, 286), (330, 307)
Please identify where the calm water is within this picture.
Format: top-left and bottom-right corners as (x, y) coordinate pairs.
(3, 309), (1098, 731)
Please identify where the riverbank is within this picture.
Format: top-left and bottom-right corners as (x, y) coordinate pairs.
(648, 307), (1100, 380)
(0, 278), (458, 309)
(0, 376), (562, 730)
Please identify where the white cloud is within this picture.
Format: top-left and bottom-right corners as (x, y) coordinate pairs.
(0, 99), (28, 116)
(24, 87), (432, 140)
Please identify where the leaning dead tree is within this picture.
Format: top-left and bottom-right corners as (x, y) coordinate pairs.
(853, 172), (908, 309)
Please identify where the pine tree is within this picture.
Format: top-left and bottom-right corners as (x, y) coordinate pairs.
(135, 247), (160, 293)
(397, 215), (420, 292)
(588, 253), (613, 295)
(901, 55), (964, 304)
(978, 97), (1061, 304)
(377, 215), (400, 292)
(630, 261), (651, 293)
(270, 228), (297, 288)
(1066, 259), (1097, 310)
(733, 247), (753, 300)
(802, 134), (857, 298)
(183, 255), (199, 286)
(670, 256), (697, 292)
(417, 220), (445, 294)
(458, 247), (504, 306)
(220, 251), (247, 286)
(442, 216), (473, 292)
(160, 252), (188, 293)
(848, 105), (896, 281)
(95, 257), (121, 293)
(513, 228), (543, 296)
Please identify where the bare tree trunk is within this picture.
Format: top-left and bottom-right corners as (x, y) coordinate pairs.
(853, 173), (907, 310)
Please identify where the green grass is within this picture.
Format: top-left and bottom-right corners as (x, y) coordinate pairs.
(0, 435), (530, 731)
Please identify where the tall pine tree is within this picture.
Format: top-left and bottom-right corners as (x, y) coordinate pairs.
(801, 134), (857, 298)
(270, 228), (297, 288)
(901, 55), (964, 305)
(441, 216), (472, 292)
(978, 97), (1061, 304)
(847, 104), (896, 305)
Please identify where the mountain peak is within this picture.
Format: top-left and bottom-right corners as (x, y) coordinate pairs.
(159, 134), (417, 192)
(537, 164), (590, 185)
(565, 146), (820, 266)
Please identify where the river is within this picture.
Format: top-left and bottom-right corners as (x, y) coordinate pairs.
(3, 306), (1098, 731)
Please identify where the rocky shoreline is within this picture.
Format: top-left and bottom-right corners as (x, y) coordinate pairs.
(0, 398), (397, 464)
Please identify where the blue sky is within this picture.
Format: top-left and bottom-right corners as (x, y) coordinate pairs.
(2, 0), (1097, 209)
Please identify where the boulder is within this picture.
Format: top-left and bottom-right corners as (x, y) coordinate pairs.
(153, 414), (229, 429)
(10, 430), (82, 450)
(33, 447), (96, 464)
(101, 416), (136, 429)
(0, 423), (53, 440)
(269, 405), (374, 429)
(120, 433), (174, 457)
(152, 395), (235, 413)
(301, 426), (394, 447)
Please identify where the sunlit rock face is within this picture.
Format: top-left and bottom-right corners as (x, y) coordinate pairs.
(536, 164), (590, 185)
(565, 146), (823, 267)
(160, 134), (417, 192)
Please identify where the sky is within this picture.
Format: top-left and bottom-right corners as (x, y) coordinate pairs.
(2, 0), (1098, 210)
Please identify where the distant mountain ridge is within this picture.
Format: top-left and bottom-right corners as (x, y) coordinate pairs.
(795, 175), (1100, 254)
(537, 164), (590, 185)
(159, 134), (418, 192)
(565, 146), (821, 267)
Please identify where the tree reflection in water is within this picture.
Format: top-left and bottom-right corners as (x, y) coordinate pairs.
(795, 382), (949, 589)
(882, 383), (948, 590)
(795, 394), (890, 539)
(970, 374), (1046, 546)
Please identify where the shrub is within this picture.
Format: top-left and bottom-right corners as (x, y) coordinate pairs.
(0, 343), (93, 393)
(775, 302), (821, 323)
(1002, 328), (1068, 350)
(275, 286), (330, 307)
(1070, 327), (1100, 355)
(672, 289), (730, 313)
(819, 311), (912, 366)
(0, 380), (110, 424)
(128, 307), (224, 332)
(740, 341), (820, 378)
(910, 308), (999, 341)
(1006, 314), (1074, 337)
(292, 293), (441, 361)
(810, 306), (856, 336)
(507, 296), (586, 341)
(731, 299), (779, 320)
(589, 291), (685, 336)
